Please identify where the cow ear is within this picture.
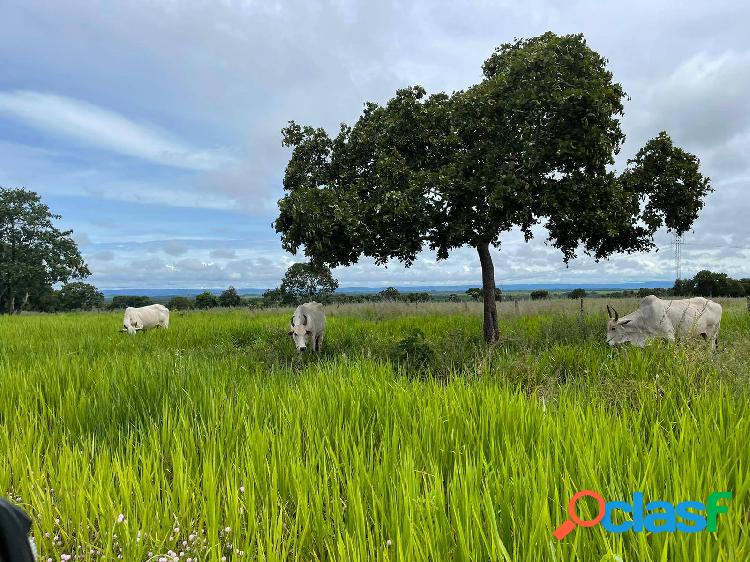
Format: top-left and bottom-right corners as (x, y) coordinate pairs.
(288, 330), (293, 336)
(302, 314), (308, 326)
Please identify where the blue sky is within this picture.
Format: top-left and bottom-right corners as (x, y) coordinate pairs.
(1, 0), (749, 289)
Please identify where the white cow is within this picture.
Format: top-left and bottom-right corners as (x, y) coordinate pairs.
(606, 295), (722, 348)
(122, 304), (170, 334)
(289, 302), (326, 352)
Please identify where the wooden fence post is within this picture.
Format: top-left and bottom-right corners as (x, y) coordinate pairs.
(580, 298), (584, 315)
(746, 296), (750, 312)
(514, 299), (519, 315)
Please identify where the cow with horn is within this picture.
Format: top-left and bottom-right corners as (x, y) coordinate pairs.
(606, 296), (722, 349)
(289, 302), (326, 352)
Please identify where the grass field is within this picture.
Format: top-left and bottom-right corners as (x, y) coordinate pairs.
(1, 299), (749, 561)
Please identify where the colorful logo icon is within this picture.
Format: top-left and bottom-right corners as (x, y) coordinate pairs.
(554, 490), (732, 540)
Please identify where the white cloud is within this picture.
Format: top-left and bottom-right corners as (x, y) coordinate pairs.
(0, 91), (234, 170)
(634, 50), (750, 150)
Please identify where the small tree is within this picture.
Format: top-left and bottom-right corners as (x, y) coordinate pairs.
(448, 293), (461, 302)
(219, 286), (243, 307)
(379, 287), (401, 301)
(279, 262), (338, 303)
(568, 288), (587, 299)
(465, 288), (482, 302)
(167, 296), (193, 310)
(0, 188), (90, 313)
(58, 282), (104, 311)
(110, 295), (153, 309)
(275, 33), (711, 344)
(194, 291), (219, 309)
(530, 290), (549, 301)
(494, 288), (502, 302)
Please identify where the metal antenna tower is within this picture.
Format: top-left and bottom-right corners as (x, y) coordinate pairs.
(672, 233), (683, 280)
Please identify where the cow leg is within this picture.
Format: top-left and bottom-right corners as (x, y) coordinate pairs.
(316, 332), (324, 352)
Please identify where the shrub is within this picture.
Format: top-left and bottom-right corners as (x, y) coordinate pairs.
(110, 295), (153, 309)
(58, 282), (105, 311)
(219, 286), (243, 307)
(167, 296), (193, 310)
(379, 287), (401, 301)
(194, 291), (219, 309)
(392, 329), (434, 371)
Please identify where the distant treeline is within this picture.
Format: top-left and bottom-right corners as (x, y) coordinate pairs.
(13, 270), (750, 313)
(524, 271), (750, 301)
(599, 271), (750, 300)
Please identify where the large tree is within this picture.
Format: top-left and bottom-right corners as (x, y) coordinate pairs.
(275, 32), (711, 342)
(279, 262), (339, 302)
(0, 188), (90, 314)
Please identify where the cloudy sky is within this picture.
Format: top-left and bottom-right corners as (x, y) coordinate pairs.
(1, 0), (748, 289)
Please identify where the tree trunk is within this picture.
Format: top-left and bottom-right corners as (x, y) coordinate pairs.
(476, 242), (499, 343)
(16, 291), (29, 314)
(7, 291), (14, 315)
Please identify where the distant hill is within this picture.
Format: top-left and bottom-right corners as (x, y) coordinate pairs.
(101, 281), (674, 298)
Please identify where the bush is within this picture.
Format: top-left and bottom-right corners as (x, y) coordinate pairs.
(58, 282), (105, 311)
(167, 296), (193, 310)
(530, 290), (549, 300)
(567, 288), (587, 299)
(194, 291), (219, 309)
(465, 288), (482, 301)
(403, 292), (432, 303)
(379, 287), (401, 301)
(219, 286), (243, 307)
(110, 295), (153, 309)
(392, 329), (434, 371)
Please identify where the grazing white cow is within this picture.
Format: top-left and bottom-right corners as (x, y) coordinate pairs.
(606, 295), (722, 348)
(289, 302), (326, 352)
(122, 304), (170, 334)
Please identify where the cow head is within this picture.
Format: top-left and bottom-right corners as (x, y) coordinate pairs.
(122, 307), (138, 334)
(606, 305), (641, 346)
(289, 314), (311, 352)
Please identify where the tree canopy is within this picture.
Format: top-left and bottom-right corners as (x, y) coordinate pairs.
(194, 291), (219, 309)
(279, 262), (339, 302)
(275, 32), (712, 342)
(0, 187), (90, 313)
(673, 270), (746, 298)
(219, 286), (243, 307)
(109, 295), (153, 309)
(58, 282), (104, 311)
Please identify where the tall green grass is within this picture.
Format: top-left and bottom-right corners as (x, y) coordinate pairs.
(0, 300), (749, 561)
